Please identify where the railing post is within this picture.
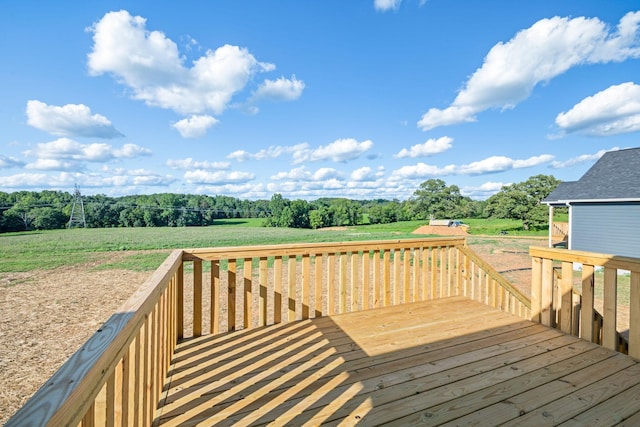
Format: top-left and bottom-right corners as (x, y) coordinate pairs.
(530, 256), (542, 323)
(629, 271), (640, 359)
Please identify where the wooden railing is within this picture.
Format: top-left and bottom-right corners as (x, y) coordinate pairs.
(551, 221), (569, 240)
(7, 237), (529, 426)
(530, 246), (640, 358)
(6, 250), (184, 427)
(180, 237), (530, 338)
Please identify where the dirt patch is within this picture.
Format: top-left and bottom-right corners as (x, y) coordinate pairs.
(412, 225), (469, 236)
(0, 254), (152, 424)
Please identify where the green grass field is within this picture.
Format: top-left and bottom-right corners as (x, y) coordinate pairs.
(0, 218), (545, 272)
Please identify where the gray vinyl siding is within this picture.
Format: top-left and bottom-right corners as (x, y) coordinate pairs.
(571, 203), (640, 258)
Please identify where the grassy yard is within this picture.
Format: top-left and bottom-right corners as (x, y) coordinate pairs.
(0, 218), (544, 272)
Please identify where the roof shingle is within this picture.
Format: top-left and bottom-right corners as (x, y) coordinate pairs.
(544, 147), (640, 204)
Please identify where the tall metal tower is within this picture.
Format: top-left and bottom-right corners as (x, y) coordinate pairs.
(68, 184), (87, 228)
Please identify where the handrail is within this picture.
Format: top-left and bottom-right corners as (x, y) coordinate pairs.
(458, 245), (530, 310)
(551, 221), (569, 238)
(7, 238), (526, 426)
(6, 250), (184, 427)
(530, 246), (640, 358)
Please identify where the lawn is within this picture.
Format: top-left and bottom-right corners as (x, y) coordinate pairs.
(0, 218), (545, 272)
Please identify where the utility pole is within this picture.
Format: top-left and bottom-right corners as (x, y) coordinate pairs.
(68, 184), (87, 228)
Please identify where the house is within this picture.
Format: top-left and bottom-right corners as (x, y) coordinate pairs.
(543, 147), (640, 258)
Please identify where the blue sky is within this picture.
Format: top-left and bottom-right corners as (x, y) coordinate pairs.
(2, 1), (640, 201)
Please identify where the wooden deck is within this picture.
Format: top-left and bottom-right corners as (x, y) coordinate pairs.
(157, 296), (640, 426)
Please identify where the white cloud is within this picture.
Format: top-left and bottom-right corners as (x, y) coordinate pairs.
(350, 166), (385, 181)
(394, 136), (453, 158)
(25, 159), (77, 171)
(392, 163), (455, 179)
(374, 0), (402, 12)
(392, 154), (554, 179)
(0, 172), (80, 188)
(98, 168), (176, 187)
(458, 154), (554, 174)
(87, 10), (282, 115)
(184, 169), (255, 184)
(23, 138), (152, 163)
(194, 182), (267, 198)
(0, 155), (24, 169)
(26, 100), (123, 138)
(418, 11), (640, 130)
(461, 181), (509, 200)
(227, 143), (310, 162)
(166, 158), (230, 170)
(551, 147), (619, 168)
(172, 115), (219, 138)
(0, 168), (176, 191)
(555, 82), (640, 136)
(294, 138), (373, 164)
(271, 166), (340, 181)
(251, 75), (305, 104)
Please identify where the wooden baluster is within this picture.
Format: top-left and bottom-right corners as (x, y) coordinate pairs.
(243, 258), (252, 329)
(540, 258), (553, 326)
(228, 259), (237, 331)
(559, 261), (573, 334)
(122, 343), (132, 426)
(177, 262), (184, 340)
(530, 256), (542, 323)
(403, 248), (411, 303)
(351, 252), (359, 312)
(439, 247), (446, 297)
(339, 253), (347, 313)
(193, 260), (202, 337)
(328, 253), (335, 314)
(315, 254), (324, 317)
(447, 247), (454, 296)
(603, 267), (618, 351)
(260, 257), (268, 326)
(288, 257), (296, 321)
(302, 254), (310, 319)
(274, 257), (283, 324)
(363, 251), (371, 310)
(211, 260), (220, 334)
(373, 250), (381, 308)
(393, 249), (401, 305)
(412, 247), (420, 302)
(383, 250), (391, 307)
(420, 247), (428, 301)
(430, 247), (437, 299)
(629, 271), (640, 359)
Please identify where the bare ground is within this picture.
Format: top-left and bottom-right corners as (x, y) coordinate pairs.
(0, 231), (544, 424)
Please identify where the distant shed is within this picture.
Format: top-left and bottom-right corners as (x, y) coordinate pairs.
(429, 219), (452, 226)
(543, 147), (640, 258)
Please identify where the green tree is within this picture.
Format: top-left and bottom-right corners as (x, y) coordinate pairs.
(265, 193), (291, 227)
(32, 207), (68, 230)
(289, 199), (311, 228)
(413, 179), (465, 219)
(309, 207), (331, 229)
(485, 174), (561, 230)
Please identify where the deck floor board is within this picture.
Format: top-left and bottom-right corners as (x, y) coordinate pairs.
(158, 296), (640, 426)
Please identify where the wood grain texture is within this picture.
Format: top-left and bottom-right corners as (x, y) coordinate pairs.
(158, 297), (640, 427)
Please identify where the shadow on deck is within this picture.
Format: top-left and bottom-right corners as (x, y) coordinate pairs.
(158, 296), (640, 426)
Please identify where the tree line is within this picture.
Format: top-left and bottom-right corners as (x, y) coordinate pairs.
(0, 174), (561, 233)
